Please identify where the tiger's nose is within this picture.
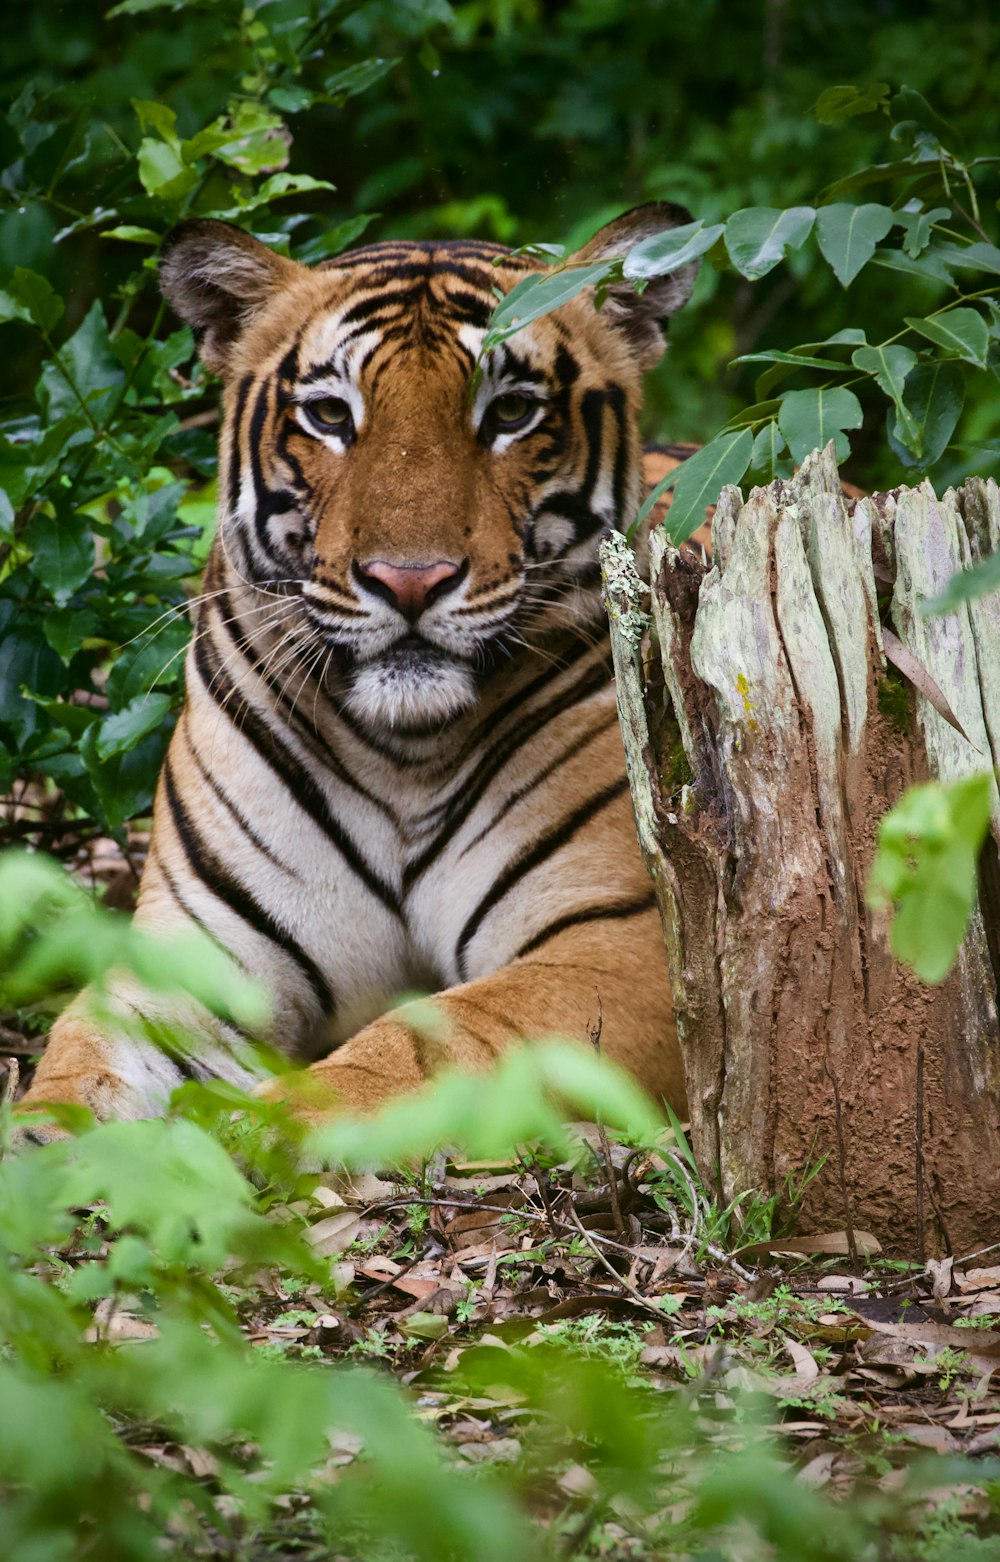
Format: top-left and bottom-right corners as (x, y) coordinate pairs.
(353, 558), (466, 622)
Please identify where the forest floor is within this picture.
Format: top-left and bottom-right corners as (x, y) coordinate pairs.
(4, 831), (1000, 1560)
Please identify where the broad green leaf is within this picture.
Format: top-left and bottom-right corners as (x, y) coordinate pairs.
(724, 206), (814, 280)
(2, 268), (64, 333)
(814, 83), (891, 124)
(815, 203), (895, 286)
(204, 103), (289, 176)
(868, 774), (993, 983)
(24, 511), (94, 604)
(895, 205), (950, 258)
(647, 428), (754, 544)
(623, 220), (724, 280)
(886, 359), (964, 468)
(255, 172), (336, 203)
(138, 137), (197, 201)
(95, 692), (175, 761)
(80, 726), (167, 828)
(38, 301), (123, 422)
(723, 398), (782, 430)
(851, 344), (919, 449)
(868, 245), (957, 285)
(921, 550), (1000, 615)
(905, 307), (990, 366)
(750, 421), (787, 478)
(293, 213), (378, 265)
(43, 606), (99, 662)
(482, 262), (614, 348)
(930, 240), (1000, 277)
(132, 99), (181, 147)
(777, 387), (863, 463)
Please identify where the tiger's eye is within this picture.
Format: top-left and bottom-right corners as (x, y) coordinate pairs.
(305, 397), (353, 433)
(490, 393), (534, 429)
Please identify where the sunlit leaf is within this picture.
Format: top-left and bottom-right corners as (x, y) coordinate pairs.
(724, 206), (815, 279)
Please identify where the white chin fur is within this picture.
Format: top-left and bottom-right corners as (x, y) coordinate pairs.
(344, 657), (477, 730)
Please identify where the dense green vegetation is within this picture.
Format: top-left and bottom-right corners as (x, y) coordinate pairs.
(2, 2), (1000, 1556)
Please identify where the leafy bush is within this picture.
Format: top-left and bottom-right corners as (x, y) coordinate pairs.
(3, 851), (999, 1560)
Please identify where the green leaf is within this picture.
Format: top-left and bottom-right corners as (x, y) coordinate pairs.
(292, 214), (378, 265)
(750, 421), (787, 478)
(724, 207), (815, 280)
(733, 349), (851, 372)
(886, 359), (964, 468)
(868, 245), (957, 285)
(638, 428), (754, 544)
(38, 301), (123, 422)
(322, 58), (399, 104)
(895, 206), (950, 259)
(254, 172), (336, 203)
(80, 726), (167, 828)
(622, 219), (724, 280)
(868, 774), (993, 983)
(132, 99), (181, 147)
(24, 511), (94, 605)
(482, 262), (614, 349)
(100, 225), (161, 245)
(851, 344), (919, 449)
(813, 83), (891, 124)
(905, 307), (990, 367)
(43, 607), (99, 662)
(777, 387), (863, 463)
(931, 241), (1000, 277)
(95, 692), (175, 761)
(921, 550), (1000, 615)
(1, 268), (64, 332)
(815, 203), (895, 286)
(137, 137), (197, 201)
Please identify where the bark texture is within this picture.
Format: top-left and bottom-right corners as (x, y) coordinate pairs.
(602, 444), (1000, 1257)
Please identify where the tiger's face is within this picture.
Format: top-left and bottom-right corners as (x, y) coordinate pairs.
(161, 206), (696, 731)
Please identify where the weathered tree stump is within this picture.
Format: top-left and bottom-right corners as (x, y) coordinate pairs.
(602, 444), (1000, 1257)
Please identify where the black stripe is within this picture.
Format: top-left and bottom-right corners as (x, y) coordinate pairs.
(454, 775), (629, 979)
(212, 596), (395, 814)
(185, 724), (297, 876)
(193, 624), (401, 917)
(608, 385), (629, 526)
(402, 654), (611, 890)
(163, 762), (334, 1016)
(458, 707), (619, 857)
(227, 375), (253, 519)
(579, 388), (607, 503)
(514, 894), (657, 959)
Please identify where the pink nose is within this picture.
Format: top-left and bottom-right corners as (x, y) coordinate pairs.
(354, 558), (465, 622)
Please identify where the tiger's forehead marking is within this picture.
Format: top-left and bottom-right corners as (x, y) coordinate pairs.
(294, 240), (540, 385)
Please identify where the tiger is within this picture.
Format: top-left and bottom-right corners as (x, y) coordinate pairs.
(18, 202), (699, 1131)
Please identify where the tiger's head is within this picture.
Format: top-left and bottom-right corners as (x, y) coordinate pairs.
(160, 205), (697, 731)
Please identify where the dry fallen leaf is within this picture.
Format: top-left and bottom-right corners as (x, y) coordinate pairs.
(305, 1210), (362, 1256)
(735, 1230), (881, 1259)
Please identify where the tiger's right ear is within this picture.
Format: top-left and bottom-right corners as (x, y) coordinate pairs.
(159, 220), (298, 375)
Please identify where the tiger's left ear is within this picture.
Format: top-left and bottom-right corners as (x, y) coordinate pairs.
(569, 202), (698, 370)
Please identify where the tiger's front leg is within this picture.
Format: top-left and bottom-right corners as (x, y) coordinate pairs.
(266, 911), (685, 1125)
